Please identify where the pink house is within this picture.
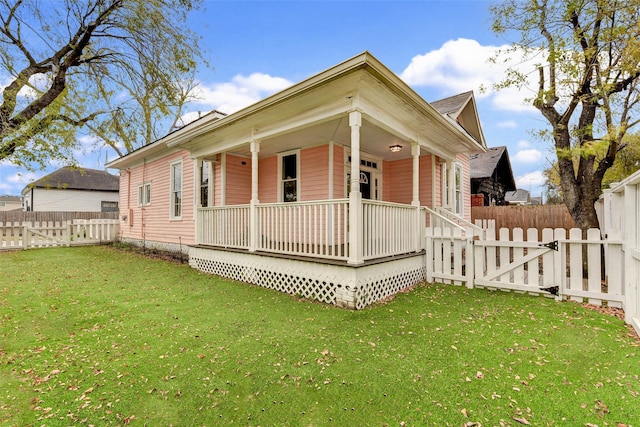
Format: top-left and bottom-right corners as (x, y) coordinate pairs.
(107, 52), (486, 308)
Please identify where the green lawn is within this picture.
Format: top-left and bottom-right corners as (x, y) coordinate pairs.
(1, 246), (638, 426)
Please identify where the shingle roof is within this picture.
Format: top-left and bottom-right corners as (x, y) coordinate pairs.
(431, 91), (473, 115)
(0, 195), (21, 202)
(505, 189), (530, 203)
(27, 167), (119, 192)
(469, 146), (508, 179)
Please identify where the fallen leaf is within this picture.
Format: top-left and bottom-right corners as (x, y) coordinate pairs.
(461, 408), (469, 417)
(513, 417), (531, 425)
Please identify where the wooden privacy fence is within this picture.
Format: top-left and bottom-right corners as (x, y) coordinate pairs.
(426, 226), (624, 308)
(472, 205), (576, 232)
(0, 211), (119, 223)
(0, 219), (120, 249)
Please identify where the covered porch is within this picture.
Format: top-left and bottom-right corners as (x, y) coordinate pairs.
(176, 53), (485, 307)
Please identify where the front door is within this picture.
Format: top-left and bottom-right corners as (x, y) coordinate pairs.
(360, 171), (371, 199)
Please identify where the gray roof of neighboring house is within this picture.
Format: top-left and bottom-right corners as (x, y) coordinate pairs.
(431, 91), (473, 115)
(25, 167), (119, 193)
(470, 146), (509, 179)
(505, 189), (530, 203)
(0, 195), (22, 202)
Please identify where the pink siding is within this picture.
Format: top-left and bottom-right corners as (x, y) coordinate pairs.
(259, 156), (278, 203)
(225, 154), (251, 205)
(384, 158), (412, 204)
(119, 149), (196, 245)
(419, 155), (435, 207)
(213, 154), (222, 206)
(333, 145), (345, 199)
(301, 145), (329, 201)
(434, 156), (442, 208)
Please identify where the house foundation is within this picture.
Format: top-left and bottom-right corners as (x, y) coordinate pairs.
(188, 246), (426, 309)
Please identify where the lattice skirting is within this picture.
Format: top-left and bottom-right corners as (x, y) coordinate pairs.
(189, 247), (426, 309)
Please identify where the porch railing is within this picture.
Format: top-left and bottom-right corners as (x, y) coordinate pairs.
(197, 199), (435, 262)
(257, 199), (349, 260)
(362, 200), (424, 260)
(197, 205), (251, 249)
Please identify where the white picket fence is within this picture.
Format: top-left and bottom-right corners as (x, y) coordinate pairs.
(426, 226), (625, 308)
(0, 219), (120, 249)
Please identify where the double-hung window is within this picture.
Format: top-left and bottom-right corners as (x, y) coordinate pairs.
(170, 160), (182, 219)
(138, 182), (151, 206)
(280, 152), (298, 202)
(454, 163), (463, 215)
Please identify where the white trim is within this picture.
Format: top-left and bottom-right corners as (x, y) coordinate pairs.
(454, 162), (463, 216)
(169, 159), (183, 220)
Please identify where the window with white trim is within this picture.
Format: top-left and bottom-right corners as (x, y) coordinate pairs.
(138, 182), (151, 206)
(200, 160), (210, 207)
(170, 161), (182, 218)
(441, 162), (449, 208)
(280, 152), (298, 202)
(454, 163), (463, 215)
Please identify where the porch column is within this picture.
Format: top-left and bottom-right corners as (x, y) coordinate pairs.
(250, 141), (260, 252)
(348, 111), (363, 265)
(411, 143), (422, 252)
(195, 158), (202, 245)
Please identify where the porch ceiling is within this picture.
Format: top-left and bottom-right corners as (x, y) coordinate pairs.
(222, 117), (420, 161)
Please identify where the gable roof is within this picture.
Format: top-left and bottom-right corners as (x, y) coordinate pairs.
(108, 51), (486, 170)
(431, 91), (473, 116)
(431, 91), (486, 148)
(469, 146), (517, 190)
(23, 167), (120, 193)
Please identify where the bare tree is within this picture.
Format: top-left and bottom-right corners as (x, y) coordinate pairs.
(491, 0), (640, 230)
(0, 0), (205, 168)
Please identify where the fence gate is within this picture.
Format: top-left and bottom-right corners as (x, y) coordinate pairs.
(426, 226), (625, 308)
(473, 228), (559, 295)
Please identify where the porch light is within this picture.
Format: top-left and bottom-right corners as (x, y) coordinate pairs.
(389, 144), (402, 153)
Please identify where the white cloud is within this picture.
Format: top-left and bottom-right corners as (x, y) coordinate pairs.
(513, 149), (543, 163)
(401, 38), (540, 113)
(497, 120), (518, 128)
(192, 73), (293, 114)
(515, 170), (546, 189)
(0, 170), (38, 194)
(517, 139), (532, 148)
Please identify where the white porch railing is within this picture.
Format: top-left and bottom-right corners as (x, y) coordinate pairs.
(197, 205), (251, 249)
(197, 199), (429, 262)
(362, 200), (423, 260)
(257, 199), (349, 259)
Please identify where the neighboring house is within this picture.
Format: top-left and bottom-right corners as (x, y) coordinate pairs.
(0, 195), (23, 211)
(107, 52), (486, 308)
(22, 167), (120, 212)
(505, 189), (531, 205)
(469, 146), (516, 206)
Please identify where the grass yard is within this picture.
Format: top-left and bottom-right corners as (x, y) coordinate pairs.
(1, 246), (639, 427)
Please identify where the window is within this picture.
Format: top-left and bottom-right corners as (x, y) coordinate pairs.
(200, 160), (210, 207)
(138, 182), (151, 206)
(280, 152), (298, 202)
(441, 162), (449, 207)
(170, 161), (182, 218)
(101, 201), (119, 212)
(454, 163), (463, 215)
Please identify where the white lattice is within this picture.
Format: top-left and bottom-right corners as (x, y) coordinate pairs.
(189, 247), (426, 309)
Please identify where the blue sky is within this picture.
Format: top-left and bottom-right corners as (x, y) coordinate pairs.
(0, 0), (551, 197)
